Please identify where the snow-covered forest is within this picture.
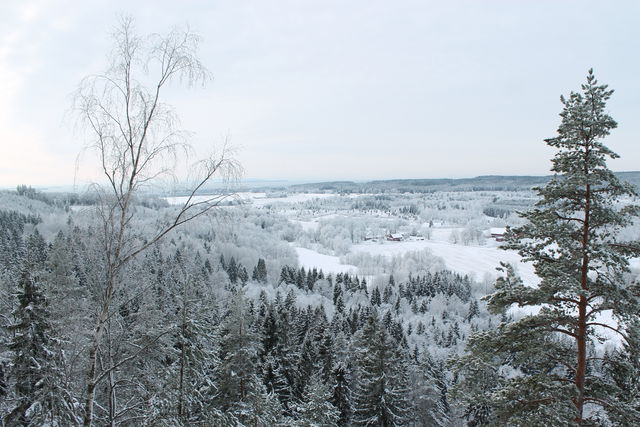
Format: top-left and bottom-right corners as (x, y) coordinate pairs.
(1, 170), (639, 425)
(0, 186), (512, 425)
(2, 6), (640, 426)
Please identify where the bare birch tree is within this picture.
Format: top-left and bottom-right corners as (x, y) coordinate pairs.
(73, 16), (240, 426)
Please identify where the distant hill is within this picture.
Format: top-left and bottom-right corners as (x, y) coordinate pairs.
(289, 172), (640, 193)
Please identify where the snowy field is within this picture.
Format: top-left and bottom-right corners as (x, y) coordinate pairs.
(295, 246), (357, 275)
(294, 234), (537, 286)
(350, 237), (538, 285)
(165, 190), (637, 293)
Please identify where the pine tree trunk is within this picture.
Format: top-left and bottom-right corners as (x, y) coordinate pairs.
(575, 179), (591, 425)
(576, 295), (587, 425)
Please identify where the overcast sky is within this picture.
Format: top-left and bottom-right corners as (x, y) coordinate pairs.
(1, 0), (639, 187)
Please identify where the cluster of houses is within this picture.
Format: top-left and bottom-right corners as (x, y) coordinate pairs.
(363, 233), (406, 242)
(363, 233), (425, 242)
(362, 227), (507, 243)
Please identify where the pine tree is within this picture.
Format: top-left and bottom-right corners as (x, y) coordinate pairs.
(335, 295), (345, 314)
(243, 384), (283, 427)
(296, 267), (306, 289)
(0, 363), (6, 401)
(298, 336), (317, 396)
(317, 331), (334, 383)
(453, 70), (640, 425)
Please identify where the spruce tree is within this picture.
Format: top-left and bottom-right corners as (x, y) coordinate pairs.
(330, 363), (352, 426)
(153, 262), (222, 425)
(604, 317), (640, 425)
(267, 303), (301, 412)
(4, 269), (78, 425)
(23, 230), (47, 269)
(407, 354), (449, 427)
(0, 363), (6, 401)
(45, 231), (90, 344)
(252, 258), (268, 283)
(238, 264), (249, 285)
(297, 372), (340, 427)
(226, 257), (239, 284)
(351, 311), (409, 426)
(370, 287), (381, 306)
(453, 70), (640, 425)
(216, 289), (264, 421)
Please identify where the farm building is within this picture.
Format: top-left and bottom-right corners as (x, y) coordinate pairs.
(386, 233), (404, 241)
(488, 227), (506, 241)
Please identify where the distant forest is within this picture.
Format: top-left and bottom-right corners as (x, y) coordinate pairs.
(290, 171), (640, 193)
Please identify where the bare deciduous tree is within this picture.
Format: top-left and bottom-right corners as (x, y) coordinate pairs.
(73, 16), (241, 426)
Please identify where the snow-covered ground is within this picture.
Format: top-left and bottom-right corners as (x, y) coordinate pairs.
(293, 232), (537, 287)
(295, 246), (357, 275)
(350, 230), (538, 285)
(351, 233), (634, 346)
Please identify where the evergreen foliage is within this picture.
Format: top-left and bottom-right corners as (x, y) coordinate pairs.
(4, 269), (78, 425)
(407, 354), (449, 427)
(0, 199), (513, 425)
(298, 372), (340, 427)
(252, 258), (268, 283)
(330, 363), (352, 426)
(351, 311), (409, 426)
(453, 70), (640, 425)
(216, 289), (264, 421)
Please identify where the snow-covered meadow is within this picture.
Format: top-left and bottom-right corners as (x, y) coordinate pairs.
(167, 188), (637, 292)
(239, 189), (541, 288)
(295, 229), (537, 287)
